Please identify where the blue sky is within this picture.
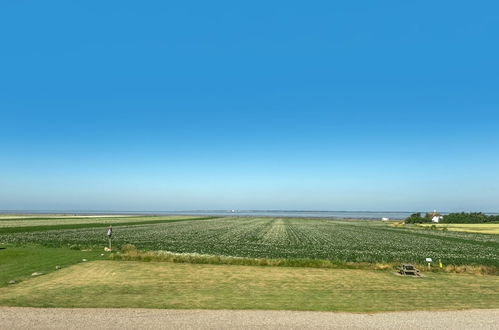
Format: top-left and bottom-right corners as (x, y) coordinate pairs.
(1, 1), (498, 212)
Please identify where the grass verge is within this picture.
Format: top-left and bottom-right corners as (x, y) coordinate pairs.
(1, 260), (498, 312)
(111, 245), (499, 275)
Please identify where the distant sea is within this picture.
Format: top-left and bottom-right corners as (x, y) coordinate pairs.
(154, 210), (415, 219)
(2, 210), (498, 220)
(0, 210), (448, 220)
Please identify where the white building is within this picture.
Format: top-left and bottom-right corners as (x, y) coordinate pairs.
(431, 210), (443, 223)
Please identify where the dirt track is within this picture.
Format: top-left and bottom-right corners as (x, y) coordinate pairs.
(1, 308), (498, 330)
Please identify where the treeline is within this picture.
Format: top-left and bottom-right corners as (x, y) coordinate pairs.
(405, 212), (499, 224)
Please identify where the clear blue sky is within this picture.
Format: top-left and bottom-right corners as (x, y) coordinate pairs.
(1, 1), (498, 212)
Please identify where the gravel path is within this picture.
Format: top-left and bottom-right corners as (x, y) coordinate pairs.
(1, 308), (498, 330)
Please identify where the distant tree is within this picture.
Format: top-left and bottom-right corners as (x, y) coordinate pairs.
(441, 212), (490, 224)
(489, 214), (499, 222)
(404, 212), (431, 224)
(405, 211), (499, 224)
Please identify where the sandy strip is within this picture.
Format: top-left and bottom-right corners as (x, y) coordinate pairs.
(0, 308), (498, 330)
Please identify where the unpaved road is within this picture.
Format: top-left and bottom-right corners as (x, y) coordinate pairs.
(1, 308), (498, 330)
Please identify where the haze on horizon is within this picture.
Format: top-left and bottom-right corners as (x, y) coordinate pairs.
(1, 1), (498, 213)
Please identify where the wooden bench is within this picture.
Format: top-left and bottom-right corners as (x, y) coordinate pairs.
(398, 264), (420, 276)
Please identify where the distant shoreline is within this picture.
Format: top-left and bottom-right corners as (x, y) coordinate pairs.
(1, 210), (498, 220)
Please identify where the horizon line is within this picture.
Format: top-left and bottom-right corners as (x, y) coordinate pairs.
(1, 209), (498, 214)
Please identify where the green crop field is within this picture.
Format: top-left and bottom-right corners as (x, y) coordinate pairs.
(0, 215), (212, 232)
(1, 216), (498, 267)
(1, 215), (498, 312)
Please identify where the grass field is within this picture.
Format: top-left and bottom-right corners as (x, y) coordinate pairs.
(1, 217), (498, 267)
(1, 260), (498, 312)
(0, 246), (107, 287)
(418, 223), (499, 235)
(1, 215), (498, 312)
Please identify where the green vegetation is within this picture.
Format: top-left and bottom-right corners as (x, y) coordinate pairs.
(405, 212), (499, 224)
(2, 217), (498, 267)
(404, 212), (433, 223)
(441, 212), (499, 224)
(0, 215), (192, 227)
(0, 245), (108, 287)
(0, 215), (217, 233)
(1, 260), (498, 312)
(1, 215), (498, 312)
(113, 245), (498, 275)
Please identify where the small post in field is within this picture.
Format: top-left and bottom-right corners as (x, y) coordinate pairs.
(425, 257), (432, 271)
(107, 225), (113, 251)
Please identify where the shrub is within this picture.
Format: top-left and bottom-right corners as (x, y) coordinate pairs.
(121, 244), (138, 253)
(404, 213), (431, 224)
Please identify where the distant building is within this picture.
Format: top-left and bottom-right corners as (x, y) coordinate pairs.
(381, 217), (389, 221)
(430, 210), (443, 223)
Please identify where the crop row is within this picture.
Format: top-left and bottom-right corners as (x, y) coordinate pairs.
(1, 217), (497, 266)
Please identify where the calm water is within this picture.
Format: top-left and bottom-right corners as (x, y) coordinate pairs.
(0, 210), (415, 220)
(3, 210), (497, 220)
(153, 210), (416, 219)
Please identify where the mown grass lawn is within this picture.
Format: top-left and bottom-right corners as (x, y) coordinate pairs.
(1, 260), (498, 312)
(0, 245), (109, 287)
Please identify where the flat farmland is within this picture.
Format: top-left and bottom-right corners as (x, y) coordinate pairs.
(1, 217), (498, 267)
(0, 215), (208, 229)
(419, 223), (499, 235)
